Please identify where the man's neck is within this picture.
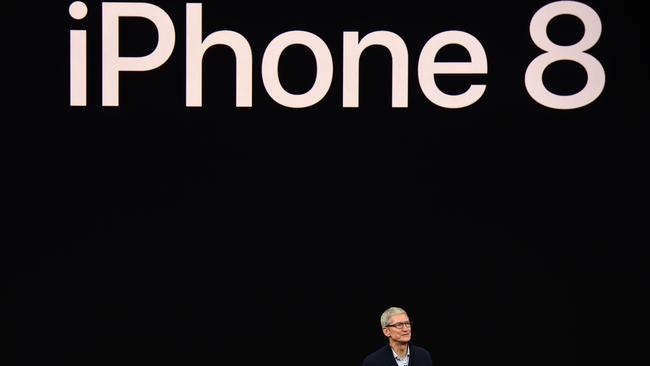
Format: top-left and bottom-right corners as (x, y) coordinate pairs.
(390, 342), (408, 358)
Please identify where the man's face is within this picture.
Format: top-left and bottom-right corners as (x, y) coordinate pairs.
(383, 313), (412, 343)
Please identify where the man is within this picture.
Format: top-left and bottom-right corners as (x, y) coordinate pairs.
(361, 307), (432, 366)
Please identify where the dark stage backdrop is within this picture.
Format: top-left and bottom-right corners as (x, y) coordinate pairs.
(5, 1), (647, 366)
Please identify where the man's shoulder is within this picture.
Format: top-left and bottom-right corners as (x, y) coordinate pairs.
(366, 344), (390, 357)
(410, 344), (431, 355)
(362, 345), (391, 365)
(362, 344), (432, 366)
(410, 344), (433, 366)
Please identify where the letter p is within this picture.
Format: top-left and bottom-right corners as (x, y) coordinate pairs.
(102, 2), (175, 106)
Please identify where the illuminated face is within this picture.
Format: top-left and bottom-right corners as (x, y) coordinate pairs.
(383, 313), (412, 343)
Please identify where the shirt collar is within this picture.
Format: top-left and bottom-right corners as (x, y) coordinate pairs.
(391, 345), (410, 360)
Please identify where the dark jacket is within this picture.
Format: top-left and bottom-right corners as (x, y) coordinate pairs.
(361, 344), (432, 366)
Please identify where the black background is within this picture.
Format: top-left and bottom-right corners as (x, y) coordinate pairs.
(5, 1), (647, 366)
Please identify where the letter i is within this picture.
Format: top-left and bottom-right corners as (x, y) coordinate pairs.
(70, 1), (88, 106)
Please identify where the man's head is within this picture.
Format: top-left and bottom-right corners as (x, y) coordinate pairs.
(381, 306), (412, 344)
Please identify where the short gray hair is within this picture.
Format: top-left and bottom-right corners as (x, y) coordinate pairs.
(380, 306), (407, 328)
